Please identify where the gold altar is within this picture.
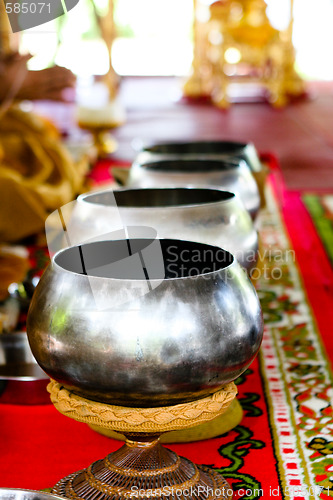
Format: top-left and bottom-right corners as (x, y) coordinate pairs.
(183, 0), (305, 107)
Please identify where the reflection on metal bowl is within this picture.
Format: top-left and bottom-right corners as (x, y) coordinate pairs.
(0, 332), (49, 405)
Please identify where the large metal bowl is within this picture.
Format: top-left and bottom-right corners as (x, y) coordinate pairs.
(0, 489), (66, 500)
(72, 187), (258, 272)
(127, 158), (260, 220)
(135, 140), (262, 173)
(27, 238), (263, 408)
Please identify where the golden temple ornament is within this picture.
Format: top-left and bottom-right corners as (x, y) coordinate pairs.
(75, 0), (125, 157)
(183, 0), (305, 107)
(89, 0), (119, 99)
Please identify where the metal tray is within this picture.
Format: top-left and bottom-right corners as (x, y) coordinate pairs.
(0, 489), (66, 500)
(0, 332), (50, 405)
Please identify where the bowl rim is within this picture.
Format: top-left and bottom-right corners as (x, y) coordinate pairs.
(51, 238), (236, 283)
(140, 139), (251, 154)
(135, 157), (244, 172)
(78, 187), (237, 210)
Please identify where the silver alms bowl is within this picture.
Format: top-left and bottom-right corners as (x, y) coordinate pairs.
(27, 239), (263, 407)
(72, 187), (258, 271)
(127, 159), (260, 220)
(135, 139), (262, 173)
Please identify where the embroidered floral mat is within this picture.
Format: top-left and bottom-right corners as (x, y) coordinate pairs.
(174, 186), (333, 500)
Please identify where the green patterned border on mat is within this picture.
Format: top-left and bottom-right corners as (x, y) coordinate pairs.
(303, 194), (333, 265)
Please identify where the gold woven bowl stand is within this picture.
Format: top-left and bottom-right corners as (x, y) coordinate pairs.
(89, 398), (243, 443)
(48, 380), (237, 500)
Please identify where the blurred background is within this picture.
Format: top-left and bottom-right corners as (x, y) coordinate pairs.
(21, 0), (333, 81)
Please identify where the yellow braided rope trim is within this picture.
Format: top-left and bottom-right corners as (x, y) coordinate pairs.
(47, 379), (237, 433)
